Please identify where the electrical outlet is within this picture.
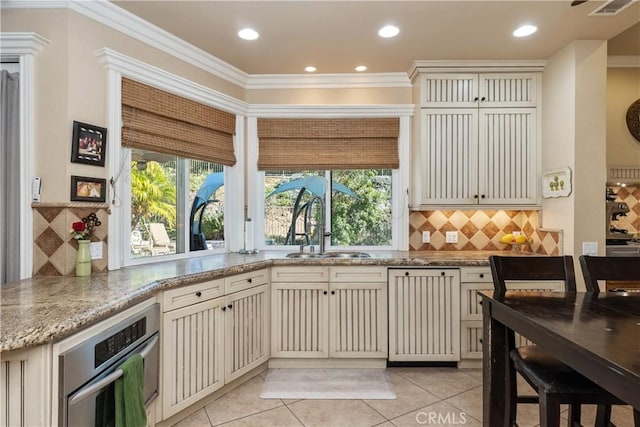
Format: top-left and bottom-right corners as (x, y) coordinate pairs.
(445, 231), (458, 243)
(422, 231), (431, 243)
(582, 242), (598, 256)
(89, 242), (103, 260)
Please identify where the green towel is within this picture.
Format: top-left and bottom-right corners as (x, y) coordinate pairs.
(114, 353), (147, 427)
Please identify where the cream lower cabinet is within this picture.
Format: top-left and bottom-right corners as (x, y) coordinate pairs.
(388, 268), (461, 362)
(271, 266), (387, 359)
(162, 270), (269, 420)
(0, 345), (51, 427)
(459, 267), (567, 360)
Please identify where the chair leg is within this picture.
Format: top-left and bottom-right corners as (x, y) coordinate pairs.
(567, 404), (581, 427)
(538, 392), (561, 427)
(595, 404), (612, 427)
(508, 367), (518, 426)
(633, 409), (640, 427)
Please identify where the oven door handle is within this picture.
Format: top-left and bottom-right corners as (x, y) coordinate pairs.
(68, 335), (158, 406)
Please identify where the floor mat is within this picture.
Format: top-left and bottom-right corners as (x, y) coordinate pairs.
(260, 368), (396, 400)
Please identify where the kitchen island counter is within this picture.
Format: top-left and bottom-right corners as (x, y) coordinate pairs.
(1, 250), (514, 352)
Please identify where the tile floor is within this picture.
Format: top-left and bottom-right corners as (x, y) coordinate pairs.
(172, 367), (636, 427)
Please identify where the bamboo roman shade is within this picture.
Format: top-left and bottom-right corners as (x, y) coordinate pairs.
(121, 78), (236, 165)
(257, 117), (399, 170)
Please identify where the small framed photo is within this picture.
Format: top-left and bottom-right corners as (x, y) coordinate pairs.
(71, 121), (107, 166)
(70, 175), (107, 202)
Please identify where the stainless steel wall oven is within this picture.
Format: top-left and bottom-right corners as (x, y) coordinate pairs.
(58, 303), (160, 426)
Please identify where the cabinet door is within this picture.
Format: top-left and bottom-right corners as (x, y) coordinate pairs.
(224, 284), (269, 382)
(162, 298), (224, 418)
(388, 269), (461, 362)
(420, 73), (479, 108)
(478, 73), (537, 108)
(421, 109), (479, 205)
(271, 282), (329, 358)
(329, 282), (387, 358)
(478, 108), (538, 205)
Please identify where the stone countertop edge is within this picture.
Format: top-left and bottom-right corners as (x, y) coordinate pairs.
(0, 250), (506, 353)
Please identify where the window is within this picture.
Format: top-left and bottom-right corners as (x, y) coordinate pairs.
(264, 169), (392, 249)
(128, 149), (225, 260)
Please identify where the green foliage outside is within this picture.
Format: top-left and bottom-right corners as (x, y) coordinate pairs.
(201, 208), (224, 240)
(130, 161), (177, 233)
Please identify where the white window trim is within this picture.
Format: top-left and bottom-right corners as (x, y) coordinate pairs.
(246, 107), (412, 251)
(0, 32), (49, 279)
(97, 48), (248, 269)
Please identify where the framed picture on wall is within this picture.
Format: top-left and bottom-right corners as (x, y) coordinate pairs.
(70, 175), (107, 202)
(71, 121), (107, 166)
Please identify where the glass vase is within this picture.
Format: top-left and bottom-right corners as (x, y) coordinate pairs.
(76, 240), (92, 276)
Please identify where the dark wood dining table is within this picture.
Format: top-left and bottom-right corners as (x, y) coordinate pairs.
(480, 290), (640, 426)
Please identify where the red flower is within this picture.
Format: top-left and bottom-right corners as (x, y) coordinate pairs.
(72, 222), (86, 233)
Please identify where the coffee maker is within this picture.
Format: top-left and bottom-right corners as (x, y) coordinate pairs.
(605, 188), (632, 245)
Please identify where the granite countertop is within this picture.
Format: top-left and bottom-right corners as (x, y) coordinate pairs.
(0, 250), (507, 353)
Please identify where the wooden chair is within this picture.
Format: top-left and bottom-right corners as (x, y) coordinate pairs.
(489, 255), (624, 427)
(579, 255), (640, 427)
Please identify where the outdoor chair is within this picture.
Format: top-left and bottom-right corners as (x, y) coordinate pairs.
(148, 223), (173, 255)
(489, 255), (624, 427)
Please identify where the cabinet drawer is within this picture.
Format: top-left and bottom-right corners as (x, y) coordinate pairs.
(329, 266), (387, 283)
(162, 279), (224, 312)
(461, 283), (493, 320)
(225, 269), (269, 294)
(271, 266), (329, 283)
(461, 267), (492, 283)
(461, 320), (483, 359)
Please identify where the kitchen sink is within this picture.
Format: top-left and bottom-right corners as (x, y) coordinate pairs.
(285, 252), (324, 259)
(284, 251), (371, 259)
(321, 251), (371, 259)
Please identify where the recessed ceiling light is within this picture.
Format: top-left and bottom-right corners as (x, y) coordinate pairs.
(378, 25), (400, 38)
(305, 66), (317, 73)
(238, 28), (259, 40)
(513, 24), (537, 38)
(355, 65), (367, 72)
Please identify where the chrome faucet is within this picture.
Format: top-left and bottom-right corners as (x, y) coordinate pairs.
(307, 195), (326, 254)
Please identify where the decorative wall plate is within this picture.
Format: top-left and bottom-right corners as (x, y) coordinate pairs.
(626, 98), (640, 143)
(542, 167), (572, 198)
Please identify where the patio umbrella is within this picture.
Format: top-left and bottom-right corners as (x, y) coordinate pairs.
(267, 176), (357, 198)
(190, 172), (224, 251)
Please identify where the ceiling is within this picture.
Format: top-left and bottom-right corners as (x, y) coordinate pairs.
(112, 1), (640, 75)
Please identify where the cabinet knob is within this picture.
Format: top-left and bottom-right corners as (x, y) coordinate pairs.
(474, 194), (479, 199)
(323, 291), (328, 295)
(227, 304), (233, 309)
(405, 271), (409, 276)
(479, 274), (484, 279)
(479, 338), (483, 343)
(331, 290), (335, 295)
(473, 97), (479, 102)
(195, 291), (202, 297)
(247, 278), (252, 283)
(481, 194), (486, 199)
(481, 97), (486, 102)
(222, 306), (226, 311)
(479, 300), (483, 305)
(441, 271), (446, 276)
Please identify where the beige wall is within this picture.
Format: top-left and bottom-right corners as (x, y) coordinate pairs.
(2, 9), (246, 202)
(542, 41), (608, 288)
(607, 67), (640, 167)
(247, 87), (412, 104)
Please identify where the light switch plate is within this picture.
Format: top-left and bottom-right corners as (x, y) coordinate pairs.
(422, 231), (431, 243)
(582, 241), (598, 256)
(445, 231), (458, 243)
(89, 242), (102, 260)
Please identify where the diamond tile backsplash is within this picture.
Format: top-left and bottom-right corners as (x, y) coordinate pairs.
(33, 204), (109, 276)
(409, 210), (561, 255)
(608, 185), (640, 235)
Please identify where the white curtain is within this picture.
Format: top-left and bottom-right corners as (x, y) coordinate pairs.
(1, 69), (20, 284)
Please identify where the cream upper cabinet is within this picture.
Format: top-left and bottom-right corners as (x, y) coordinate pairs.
(419, 73), (537, 108)
(412, 71), (541, 208)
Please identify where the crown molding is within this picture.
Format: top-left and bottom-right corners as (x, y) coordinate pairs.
(96, 48), (248, 115)
(247, 104), (415, 117)
(409, 59), (547, 79)
(608, 55), (640, 68)
(0, 1), (67, 7)
(0, 32), (50, 56)
(246, 73), (411, 89)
